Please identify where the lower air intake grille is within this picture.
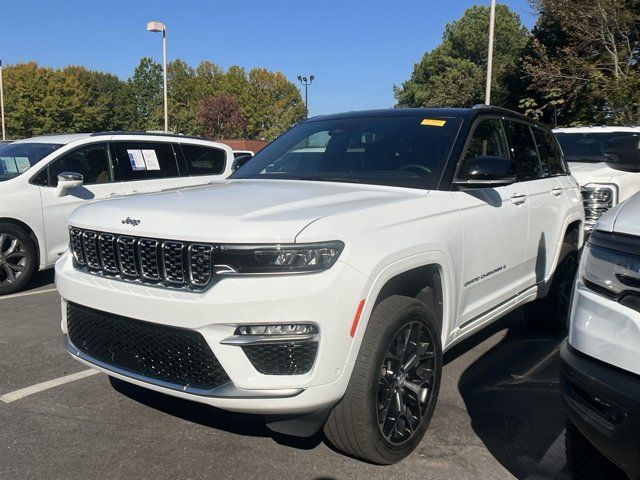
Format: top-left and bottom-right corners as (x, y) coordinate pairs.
(242, 342), (318, 375)
(67, 302), (230, 391)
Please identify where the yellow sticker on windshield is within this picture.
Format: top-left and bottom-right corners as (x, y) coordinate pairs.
(421, 119), (447, 127)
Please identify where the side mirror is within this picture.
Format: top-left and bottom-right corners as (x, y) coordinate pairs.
(453, 156), (517, 188)
(56, 172), (84, 196)
(232, 154), (253, 171)
(604, 136), (640, 172)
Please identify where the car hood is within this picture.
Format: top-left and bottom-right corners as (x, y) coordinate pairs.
(568, 161), (631, 185)
(597, 192), (640, 237)
(69, 179), (425, 243)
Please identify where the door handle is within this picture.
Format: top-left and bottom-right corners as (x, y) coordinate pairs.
(551, 187), (563, 197)
(106, 192), (119, 198)
(510, 193), (527, 205)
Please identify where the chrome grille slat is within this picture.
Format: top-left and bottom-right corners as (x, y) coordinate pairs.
(82, 231), (100, 269)
(139, 239), (160, 280)
(162, 241), (186, 284)
(68, 228), (212, 291)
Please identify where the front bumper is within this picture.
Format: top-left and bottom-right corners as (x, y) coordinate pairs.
(561, 341), (640, 478)
(56, 252), (368, 414)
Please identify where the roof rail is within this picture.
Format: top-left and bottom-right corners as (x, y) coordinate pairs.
(90, 131), (207, 141)
(472, 104), (543, 124)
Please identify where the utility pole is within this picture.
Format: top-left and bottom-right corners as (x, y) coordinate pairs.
(485, 0), (496, 105)
(297, 75), (314, 118)
(0, 59), (5, 140)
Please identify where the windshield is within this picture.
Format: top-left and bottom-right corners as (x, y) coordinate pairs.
(555, 132), (638, 163)
(0, 142), (62, 181)
(232, 115), (462, 189)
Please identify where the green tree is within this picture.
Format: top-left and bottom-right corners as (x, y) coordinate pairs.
(167, 59), (198, 134)
(395, 4), (529, 109)
(522, 0), (640, 125)
(129, 57), (163, 130)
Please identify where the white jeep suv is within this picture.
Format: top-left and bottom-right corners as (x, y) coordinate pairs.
(57, 107), (584, 464)
(0, 132), (233, 295)
(554, 127), (640, 233)
(562, 191), (640, 480)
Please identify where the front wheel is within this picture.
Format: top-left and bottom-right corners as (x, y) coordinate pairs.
(324, 295), (442, 464)
(0, 223), (37, 296)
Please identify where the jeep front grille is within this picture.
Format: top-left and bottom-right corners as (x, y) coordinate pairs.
(69, 227), (215, 290)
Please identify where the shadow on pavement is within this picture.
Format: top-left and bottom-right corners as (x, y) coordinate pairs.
(26, 269), (55, 291)
(109, 376), (324, 450)
(456, 310), (568, 479)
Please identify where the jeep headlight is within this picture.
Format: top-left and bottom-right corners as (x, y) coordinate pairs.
(215, 241), (344, 274)
(582, 243), (640, 298)
(581, 184), (617, 232)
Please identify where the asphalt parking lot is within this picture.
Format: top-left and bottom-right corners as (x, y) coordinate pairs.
(1, 271), (570, 480)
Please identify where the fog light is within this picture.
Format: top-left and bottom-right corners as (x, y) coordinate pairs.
(236, 324), (318, 336)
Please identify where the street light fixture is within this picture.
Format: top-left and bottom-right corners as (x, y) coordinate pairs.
(147, 21), (168, 132)
(297, 75), (314, 118)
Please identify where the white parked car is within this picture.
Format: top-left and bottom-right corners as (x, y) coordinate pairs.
(0, 132), (233, 295)
(562, 192), (640, 480)
(554, 126), (640, 232)
(57, 107), (583, 464)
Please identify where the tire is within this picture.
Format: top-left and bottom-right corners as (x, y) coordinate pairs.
(324, 295), (442, 464)
(0, 223), (37, 296)
(565, 421), (626, 480)
(524, 244), (578, 331)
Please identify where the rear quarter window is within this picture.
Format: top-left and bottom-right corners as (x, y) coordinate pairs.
(180, 144), (226, 176)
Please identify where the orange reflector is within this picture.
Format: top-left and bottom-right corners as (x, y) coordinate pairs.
(350, 299), (366, 337)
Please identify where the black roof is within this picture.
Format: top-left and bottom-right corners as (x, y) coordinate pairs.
(306, 105), (547, 128)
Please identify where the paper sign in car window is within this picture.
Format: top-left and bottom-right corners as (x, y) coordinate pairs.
(141, 150), (161, 171)
(15, 157), (31, 173)
(421, 119), (447, 127)
(0, 157), (18, 173)
(127, 149), (147, 171)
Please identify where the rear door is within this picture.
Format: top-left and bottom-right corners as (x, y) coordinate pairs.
(111, 140), (190, 194)
(506, 120), (565, 286)
(38, 142), (124, 263)
(454, 117), (531, 327)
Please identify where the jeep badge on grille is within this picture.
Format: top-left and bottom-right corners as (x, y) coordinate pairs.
(121, 217), (141, 227)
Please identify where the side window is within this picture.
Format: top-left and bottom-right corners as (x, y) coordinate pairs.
(48, 143), (113, 187)
(458, 119), (510, 180)
(533, 127), (566, 176)
(506, 121), (541, 181)
(463, 119), (510, 160)
(112, 142), (180, 182)
(180, 144), (226, 176)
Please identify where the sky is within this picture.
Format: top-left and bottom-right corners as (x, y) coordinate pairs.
(0, 0), (537, 117)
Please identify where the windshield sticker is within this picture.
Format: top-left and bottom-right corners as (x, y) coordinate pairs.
(141, 149), (160, 170)
(127, 149), (147, 171)
(421, 119), (447, 127)
(0, 157), (18, 174)
(15, 157), (31, 173)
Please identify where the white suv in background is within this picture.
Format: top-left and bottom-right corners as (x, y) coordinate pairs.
(562, 192), (640, 480)
(554, 126), (640, 232)
(0, 132), (233, 295)
(57, 107), (583, 464)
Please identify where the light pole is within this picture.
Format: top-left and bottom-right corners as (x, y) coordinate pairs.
(297, 75), (314, 118)
(484, 0), (496, 105)
(147, 21), (168, 132)
(0, 59), (5, 140)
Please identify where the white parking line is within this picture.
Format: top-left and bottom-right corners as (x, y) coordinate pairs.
(0, 369), (99, 404)
(0, 287), (58, 301)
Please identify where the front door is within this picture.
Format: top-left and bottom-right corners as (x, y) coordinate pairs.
(454, 118), (531, 327)
(39, 142), (124, 265)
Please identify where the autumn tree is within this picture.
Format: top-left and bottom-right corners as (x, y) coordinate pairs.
(198, 94), (246, 139)
(395, 4), (529, 109)
(522, 0), (640, 125)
